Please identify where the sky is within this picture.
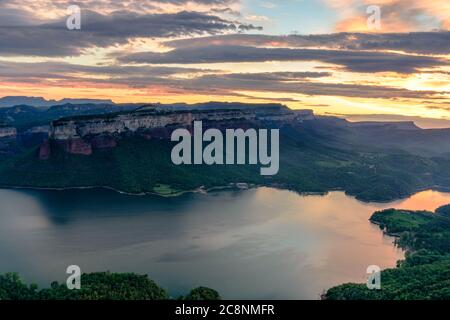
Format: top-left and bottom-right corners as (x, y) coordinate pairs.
(0, 0), (449, 123)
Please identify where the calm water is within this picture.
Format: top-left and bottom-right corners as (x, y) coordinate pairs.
(1, 187), (450, 299)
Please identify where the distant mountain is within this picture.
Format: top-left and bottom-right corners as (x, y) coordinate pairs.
(0, 96), (114, 108)
(0, 103), (137, 130)
(342, 114), (450, 129)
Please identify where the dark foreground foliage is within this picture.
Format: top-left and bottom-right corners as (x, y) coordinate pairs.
(0, 272), (220, 300)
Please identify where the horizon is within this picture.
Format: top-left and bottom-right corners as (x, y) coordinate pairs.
(2, 94), (450, 129)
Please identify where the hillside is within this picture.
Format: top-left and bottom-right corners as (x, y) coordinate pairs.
(1, 103), (450, 202)
(1, 124), (450, 202)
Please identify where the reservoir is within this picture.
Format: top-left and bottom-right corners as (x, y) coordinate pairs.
(1, 187), (449, 299)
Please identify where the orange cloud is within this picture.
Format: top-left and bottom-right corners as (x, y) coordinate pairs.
(335, 12), (416, 33)
(326, 0), (450, 32)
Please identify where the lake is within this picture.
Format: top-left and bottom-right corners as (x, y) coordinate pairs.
(1, 187), (450, 299)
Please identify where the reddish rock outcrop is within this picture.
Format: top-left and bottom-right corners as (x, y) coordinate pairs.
(38, 139), (51, 160)
(42, 106), (314, 158)
(139, 127), (172, 140)
(91, 135), (117, 149)
(65, 139), (92, 155)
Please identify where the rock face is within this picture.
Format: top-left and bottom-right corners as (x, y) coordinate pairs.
(47, 109), (195, 156)
(66, 139), (93, 155)
(0, 126), (18, 158)
(51, 110), (193, 140)
(42, 106), (314, 158)
(0, 126), (17, 138)
(192, 109), (256, 122)
(91, 135), (117, 149)
(38, 140), (51, 160)
(24, 125), (50, 135)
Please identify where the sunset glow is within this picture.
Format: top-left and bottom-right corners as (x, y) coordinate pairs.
(0, 0), (449, 122)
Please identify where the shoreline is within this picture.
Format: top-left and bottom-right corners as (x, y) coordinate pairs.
(0, 183), (260, 198)
(1, 183), (450, 203)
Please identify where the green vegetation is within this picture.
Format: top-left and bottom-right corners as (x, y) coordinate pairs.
(0, 137), (263, 196)
(182, 287), (221, 301)
(2, 124), (450, 202)
(370, 209), (434, 235)
(0, 272), (220, 300)
(324, 205), (450, 300)
(436, 204), (450, 217)
(152, 184), (184, 196)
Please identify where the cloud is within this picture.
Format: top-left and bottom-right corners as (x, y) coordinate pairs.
(174, 73), (440, 99)
(165, 31), (450, 55)
(1, 60), (441, 100)
(0, 60), (208, 80)
(0, 7), (42, 26)
(0, 0), (447, 111)
(0, 0), (241, 18)
(324, 0), (450, 32)
(120, 45), (447, 73)
(220, 72), (332, 81)
(0, 10), (260, 56)
(42, 10), (260, 37)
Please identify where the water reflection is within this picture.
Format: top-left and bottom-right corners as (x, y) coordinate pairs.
(1, 187), (449, 299)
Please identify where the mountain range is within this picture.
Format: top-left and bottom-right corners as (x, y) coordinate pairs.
(0, 96), (114, 108)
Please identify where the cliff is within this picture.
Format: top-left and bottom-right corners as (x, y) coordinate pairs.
(0, 126), (17, 138)
(41, 106), (313, 158)
(51, 109), (193, 140)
